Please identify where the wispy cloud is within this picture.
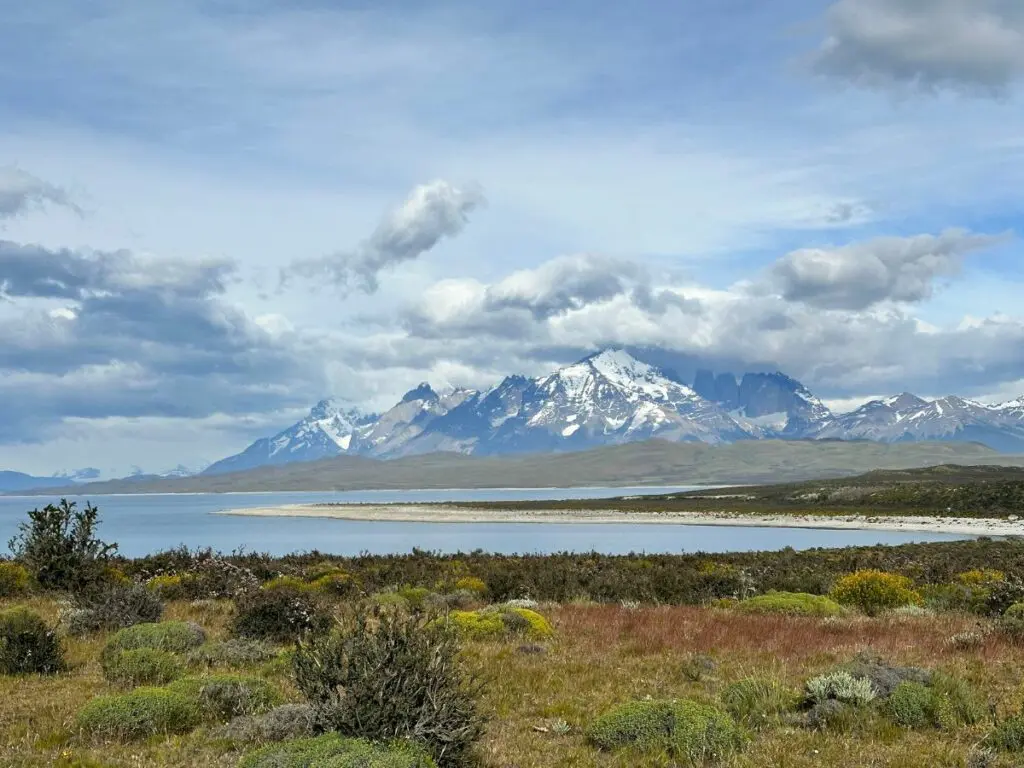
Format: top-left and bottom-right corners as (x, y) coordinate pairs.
(283, 180), (485, 293)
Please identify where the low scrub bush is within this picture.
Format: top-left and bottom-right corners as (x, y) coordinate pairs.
(720, 678), (797, 729)
(0, 606), (64, 675)
(186, 639), (277, 668)
(102, 621), (206, 658)
(75, 687), (202, 741)
(167, 674), (281, 721)
(928, 673), (986, 728)
(829, 570), (921, 616)
(984, 715), (1024, 753)
(844, 652), (931, 698)
(64, 583), (164, 635)
(999, 602), (1024, 640)
(101, 648), (182, 687)
(453, 577), (487, 596)
(733, 592), (842, 617)
(231, 586), (331, 643)
(145, 574), (187, 600)
(294, 609), (485, 767)
(215, 703), (315, 744)
(0, 561), (30, 597)
(239, 733), (438, 768)
(309, 572), (359, 597)
(443, 606), (553, 641)
(805, 671), (876, 707)
(885, 681), (935, 728)
(586, 699), (745, 761)
(261, 575), (312, 592)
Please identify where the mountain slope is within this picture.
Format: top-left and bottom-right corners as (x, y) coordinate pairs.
(813, 394), (1024, 453)
(404, 349), (762, 456)
(203, 399), (373, 475)
(0, 471), (72, 493)
(692, 369), (832, 435)
(20, 439), (1022, 495)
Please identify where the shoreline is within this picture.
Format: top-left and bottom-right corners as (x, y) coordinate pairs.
(214, 503), (1024, 537)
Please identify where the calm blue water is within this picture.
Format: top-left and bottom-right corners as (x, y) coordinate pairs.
(0, 487), (969, 558)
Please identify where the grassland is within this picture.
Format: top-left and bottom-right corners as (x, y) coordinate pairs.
(2, 593), (1022, 767)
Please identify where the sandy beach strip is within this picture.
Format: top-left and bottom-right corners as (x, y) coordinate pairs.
(214, 503), (1024, 536)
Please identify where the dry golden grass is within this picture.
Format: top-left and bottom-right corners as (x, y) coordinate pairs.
(0, 598), (1021, 767)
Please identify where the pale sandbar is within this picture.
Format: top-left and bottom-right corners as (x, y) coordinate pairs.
(214, 504), (1024, 537)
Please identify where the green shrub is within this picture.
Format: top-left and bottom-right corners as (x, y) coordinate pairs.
(167, 674), (281, 721)
(8, 499), (118, 594)
(187, 639), (278, 668)
(102, 648), (183, 687)
(396, 586), (432, 611)
(586, 699), (745, 761)
(146, 574), (186, 600)
(65, 584), (164, 635)
(371, 591), (411, 611)
(984, 715), (1024, 752)
(75, 687), (202, 741)
(999, 602), (1024, 640)
(293, 609), (484, 767)
(829, 570), (921, 616)
(805, 671), (876, 707)
(734, 592), (843, 617)
(231, 586), (331, 643)
(103, 621), (206, 658)
(239, 733), (437, 768)
(0, 561), (30, 597)
(720, 678), (797, 729)
(215, 703), (315, 744)
(0, 606), (64, 675)
(885, 682), (934, 728)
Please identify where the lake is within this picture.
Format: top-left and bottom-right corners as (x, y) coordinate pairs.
(0, 486), (969, 558)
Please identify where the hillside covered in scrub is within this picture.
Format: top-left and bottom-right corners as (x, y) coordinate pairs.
(456, 463), (1024, 518)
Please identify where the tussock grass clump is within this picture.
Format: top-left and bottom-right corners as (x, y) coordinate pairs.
(215, 703), (315, 745)
(733, 591), (843, 617)
(294, 610), (485, 767)
(103, 620), (206, 658)
(238, 733), (438, 768)
(984, 715), (1024, 753)
(0, 561), (30, 597)
(231, 586), (331, 643)
(999, 601), (1024, 640)
(101, 648), (183, 687)
(65, 583), (164, 635)
(186, 639), (278, 669)
(0, 606), (64, 675)
(830, 570), (921, 616)
(166, 674), (281, 721)
(75, 687), (202, 741)
(720, 678), (798, 729)
(586, 699), (745, 761)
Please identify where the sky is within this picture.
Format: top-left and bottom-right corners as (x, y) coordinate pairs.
(2, 0), (1024, 476)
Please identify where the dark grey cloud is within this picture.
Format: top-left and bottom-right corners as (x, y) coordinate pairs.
(812, 0), (1024, 95)
(0, 167), (79, 219)
(0, 241), (328, 442)
(768, 229), (1008, 310)
(284, 180), (485, 293)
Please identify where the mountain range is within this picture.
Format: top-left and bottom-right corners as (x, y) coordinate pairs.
(201, 348), (1024, 476)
